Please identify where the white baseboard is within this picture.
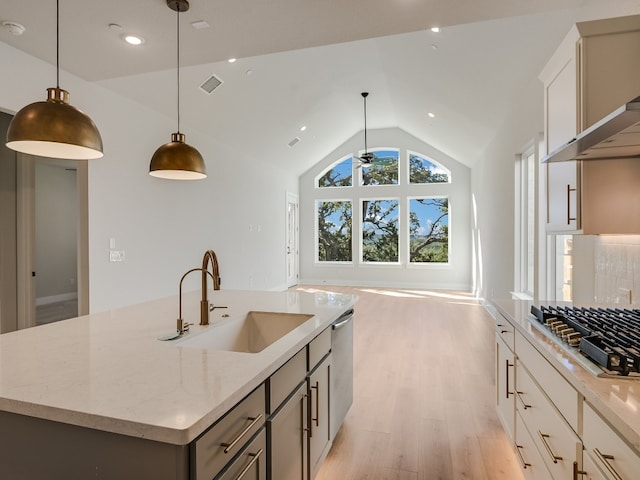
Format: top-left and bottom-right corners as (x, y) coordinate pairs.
(36, 292), (78, 307)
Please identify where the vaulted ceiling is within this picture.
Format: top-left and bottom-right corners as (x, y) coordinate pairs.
(1, 0), (636, 173)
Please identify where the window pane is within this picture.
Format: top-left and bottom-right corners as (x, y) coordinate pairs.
(409, 153), (450, 184)
(317, 201), (352, 261)
(361, 150), (399, 186)
(362, 199), (399, 262)
(318, 157), (353, 188)
(409, 198), (449, 263)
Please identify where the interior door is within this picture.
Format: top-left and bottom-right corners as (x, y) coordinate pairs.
(286, 192), (299, 287)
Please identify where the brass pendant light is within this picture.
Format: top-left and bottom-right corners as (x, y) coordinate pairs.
(149, 0), (206, 180)
(6, 0), (103, 160)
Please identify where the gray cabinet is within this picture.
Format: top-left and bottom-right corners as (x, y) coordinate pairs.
(193, 384), (266, 480)
(216, 429), (266, 480)
(308, 354), (331, 480)
(268, 381), (309, 480)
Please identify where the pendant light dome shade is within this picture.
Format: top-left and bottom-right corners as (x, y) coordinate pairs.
(149, 132), (206, 180)
(149, 0), (207, 180)
(6, 87), (104, 160)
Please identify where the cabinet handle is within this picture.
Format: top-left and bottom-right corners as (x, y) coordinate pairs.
(573, 461), (588, 480)
(594, 448), (624, 480)
(537, 431), (563, 463)
(505, 360), (514, 399)
(516, 391), (531, 410)
(234, 448), (264, 480)
(222, 414), (264, 454)
(567, 184), (576, 225)
(515, 444), (531, 469)
(307, 390), (313, 437)
(311, 381), (320, 428)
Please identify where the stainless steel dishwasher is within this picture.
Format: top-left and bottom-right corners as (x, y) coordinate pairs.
(330, 308), (354, 440)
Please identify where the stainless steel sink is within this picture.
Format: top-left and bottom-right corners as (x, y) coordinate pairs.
(176, 311), (314, 353)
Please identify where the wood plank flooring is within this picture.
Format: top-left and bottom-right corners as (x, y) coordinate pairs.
(296, 286), (525, 480)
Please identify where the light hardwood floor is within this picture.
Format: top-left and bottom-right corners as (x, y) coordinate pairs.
(296, 286), (525, 480)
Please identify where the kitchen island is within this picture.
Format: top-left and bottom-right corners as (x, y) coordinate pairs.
(492, 299), (640, 479)
(0, 288), (356, 479)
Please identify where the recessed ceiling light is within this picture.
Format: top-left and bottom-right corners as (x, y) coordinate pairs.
(428, 112), (435, 118)
(109, 23), (124, 32)
(431, 26), (440, 33)
(300, 126), (307, 132)
(121, 33), (145, 45)
(228, 58), (237, 63)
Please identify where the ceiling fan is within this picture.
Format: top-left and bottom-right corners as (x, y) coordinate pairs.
(355, 92), (375, 168)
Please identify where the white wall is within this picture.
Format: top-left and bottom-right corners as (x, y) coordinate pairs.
(470, 1), (640, 303)
(299, 127), (472, 290)
(0, 42), (298, 314)
(470, 76), (543, 301)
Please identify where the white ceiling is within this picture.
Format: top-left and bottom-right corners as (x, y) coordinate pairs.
(1, 0), (638, 174)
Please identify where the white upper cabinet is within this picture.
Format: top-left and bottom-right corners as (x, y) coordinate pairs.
(540, 14), (640, 234)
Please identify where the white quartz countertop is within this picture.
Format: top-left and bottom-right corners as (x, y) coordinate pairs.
(493, 299), (640, 454)
(0, 289), (356, 445)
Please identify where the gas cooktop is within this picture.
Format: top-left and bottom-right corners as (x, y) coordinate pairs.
(529, 305), (640, 378)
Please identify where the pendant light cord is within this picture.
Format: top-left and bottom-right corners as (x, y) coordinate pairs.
(176, 5), (181, 133)
(56, 0), (60, 88)
(363, 95), (368, 154)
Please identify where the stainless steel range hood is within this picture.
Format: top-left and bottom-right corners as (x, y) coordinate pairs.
(542, 96), (640, 163)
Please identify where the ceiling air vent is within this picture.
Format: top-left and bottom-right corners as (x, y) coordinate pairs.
(288, 137), (301, 148)
(199, 74), (223, 94)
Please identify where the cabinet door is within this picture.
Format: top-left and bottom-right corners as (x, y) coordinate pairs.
(308, 354), (331, 479)
(269, 382), (308, 480)
(544, 42), (581, 232)
(496, 335), (515, 440)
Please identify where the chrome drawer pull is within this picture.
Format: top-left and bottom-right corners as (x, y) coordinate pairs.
(235, 448), (264, 480)
(594, 448), (624, 480)
(538, 431), (563, 463)
(515, 444), (531, 469)
(222, 414), (264, 454)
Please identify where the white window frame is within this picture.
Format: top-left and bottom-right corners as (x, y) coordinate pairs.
(360, 196), (400, 265)
(407, 195), (450, 266)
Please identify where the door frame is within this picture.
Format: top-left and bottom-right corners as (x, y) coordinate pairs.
(286, 192), (300, 287)
(16, 155), (89, 329)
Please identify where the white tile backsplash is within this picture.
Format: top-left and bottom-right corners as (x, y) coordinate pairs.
(594, 235), (640, 307)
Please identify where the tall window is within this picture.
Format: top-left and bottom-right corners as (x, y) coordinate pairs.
(362, 199), (399, 262)
(317, 200), (352, 261)
(409, 197), (449, 263)
(516, 149), (536, 297)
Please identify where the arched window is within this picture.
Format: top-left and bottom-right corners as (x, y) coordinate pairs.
(408, 151), (450, 184)
(317, 155), (353, 188)
(360, 148), (399, 186)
